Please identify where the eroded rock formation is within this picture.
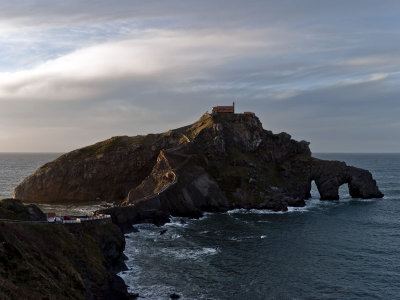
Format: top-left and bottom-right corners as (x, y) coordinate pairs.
(15, 112), (383, 228)
(311, 159), (383, 200)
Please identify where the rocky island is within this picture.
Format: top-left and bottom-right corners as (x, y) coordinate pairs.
(14, 109), (383, 230)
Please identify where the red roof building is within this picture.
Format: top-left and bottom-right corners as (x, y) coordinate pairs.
(212, 102), (235, 114)
(46, 212), (56, 218)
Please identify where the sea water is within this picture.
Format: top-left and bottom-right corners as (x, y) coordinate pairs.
(1, 153), (399, 299)
(0, 153), (104, 215)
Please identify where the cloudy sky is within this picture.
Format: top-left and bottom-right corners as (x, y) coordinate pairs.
(1, 0), (399, 153)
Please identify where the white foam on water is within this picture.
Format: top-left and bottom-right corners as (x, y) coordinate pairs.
(171, 233), (181, 239)
(164, 217), (190, 228)
(225, 196), (354, 215)
(165, 212), (215, 228)
(123, 245), (140, 256)
(287, 206), (309, 213)
(160, 247), (218, 260)
(133, 223), (158, 231)
(120, 238), (183, 299)
(121, 195), (383, 298)
(351, 198), (377, 202)
(229, 235), (259, 242)
(117, 276), (178, 300)
(198, 212), (214, 220)
(36, 203), (104, 215)
(118, 262), (144, 294)
(227, 208), (290, 215)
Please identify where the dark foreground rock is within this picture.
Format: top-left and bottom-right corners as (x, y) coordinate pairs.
(0, 198), (46, 221)
(15, 113), (383, 230)
(0, 200), (131, 300)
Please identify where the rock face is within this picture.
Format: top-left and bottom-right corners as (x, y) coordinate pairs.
(0, 198), (46, 221)
(0, 199), (131, 300)
(14, 134), (183, 203)
(15, 113), (383, 228)
(310, 159), (383, 200)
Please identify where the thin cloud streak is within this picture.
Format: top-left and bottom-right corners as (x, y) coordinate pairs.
(0, 1), (399, 152)
(0, 29), (290, 101)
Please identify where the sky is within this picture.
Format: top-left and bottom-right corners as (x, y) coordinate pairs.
(0, 0), (399, 153)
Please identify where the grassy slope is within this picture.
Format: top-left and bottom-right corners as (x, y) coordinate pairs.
(0, 222), (123, 300)
(0, 199), (41, 221)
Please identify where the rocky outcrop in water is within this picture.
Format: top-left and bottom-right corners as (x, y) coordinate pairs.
(15, 112), (383, 229)
(311, 159), (383, 200)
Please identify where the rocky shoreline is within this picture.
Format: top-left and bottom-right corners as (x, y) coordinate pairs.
(15, 113), (382, 219)
(0, 199), (134, 300)
(7, 112), (384, 298)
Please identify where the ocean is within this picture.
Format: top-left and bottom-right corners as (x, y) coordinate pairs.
(1, 153), (399, 299)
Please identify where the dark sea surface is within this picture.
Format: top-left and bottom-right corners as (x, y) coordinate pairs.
(0, 153), (105, 215)
(0, 153), (60, 199)
(1, 153), (399, 299)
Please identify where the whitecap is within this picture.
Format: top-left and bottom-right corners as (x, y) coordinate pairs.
(198, 212), (214, 220)
(133, 223), (158, 230)
(160, 247), (218, 260)
(164, 217), (189, 227)
(287, 206), (309, 212)
(260, 235), (267, 239)
(229, 236), (259, 242)
(227, 208), (287, 215)
(171, 233), (181, 239)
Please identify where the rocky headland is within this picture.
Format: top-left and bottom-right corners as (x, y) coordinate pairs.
(14, 112), (383, 230)
(0, 199), (131, 300)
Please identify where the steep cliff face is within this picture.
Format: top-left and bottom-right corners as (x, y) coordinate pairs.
(0, 200), (130, 300)
(15, 113), (383, 227)
(14, 134), (184, 204)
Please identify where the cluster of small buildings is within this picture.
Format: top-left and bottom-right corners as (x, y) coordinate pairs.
(211, 102), (254, 115)
(45, 212), (110, 224)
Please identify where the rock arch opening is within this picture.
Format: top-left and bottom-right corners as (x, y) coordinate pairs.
(309, 164), (383, 201)
(338, 183), (351, 199)
(309, 180), (320, 199)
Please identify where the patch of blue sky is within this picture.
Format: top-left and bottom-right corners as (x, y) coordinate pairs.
(0, 18), (168, 72)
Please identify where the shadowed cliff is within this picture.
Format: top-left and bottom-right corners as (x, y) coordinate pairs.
(14, 113), (383, 228)
(0, 199), (130, 300)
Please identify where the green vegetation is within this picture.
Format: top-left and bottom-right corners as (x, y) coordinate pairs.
(0, 222), (124, 300)
(0, 198), (43, 221)
(70, 134), (161, 160)
(180, 113), (214, 140)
